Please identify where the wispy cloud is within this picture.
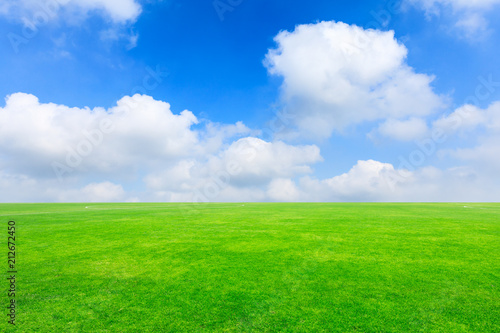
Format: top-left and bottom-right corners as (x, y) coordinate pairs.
(0, 0), (142, 23)
(405, 0), (500, 39)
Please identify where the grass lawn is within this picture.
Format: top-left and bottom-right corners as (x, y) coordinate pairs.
(1, 203), (499, 332)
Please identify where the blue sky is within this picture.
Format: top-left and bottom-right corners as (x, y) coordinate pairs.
(1, 0), (500, 202)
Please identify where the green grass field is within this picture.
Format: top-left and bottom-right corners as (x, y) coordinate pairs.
(1, 203), (499, 332)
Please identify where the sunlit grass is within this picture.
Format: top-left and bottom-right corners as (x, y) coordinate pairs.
(2, 203), (499, 332)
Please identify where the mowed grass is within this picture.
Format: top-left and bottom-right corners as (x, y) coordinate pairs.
(1, 203), (499, 332)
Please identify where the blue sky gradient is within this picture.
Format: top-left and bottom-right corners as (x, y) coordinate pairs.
(1, 0), (499, 202)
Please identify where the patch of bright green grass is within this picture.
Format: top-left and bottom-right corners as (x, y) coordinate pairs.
(1, 203), (499, 332)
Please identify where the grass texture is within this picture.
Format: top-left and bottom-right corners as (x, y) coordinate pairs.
(1, 203), (499, 332)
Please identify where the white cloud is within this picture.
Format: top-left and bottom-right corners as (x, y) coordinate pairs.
(70, 181), (126, 202)
(0, 93), (324, 203)
(322, 160), (404, 200)
(100, 28), (140, 49)
(371, 117), (429, 141)
(1, 0), (142, 23)
(199, 121), (253, 155)
(297, 160), (498, 202)
(0, 171), (40, 202)
(431, 101), (500, 142)
(74, 0), (142, 22)
(143, 137), (322, 202)
(1, 0), (143, 49)
(1, 92), (498, 203)
(237, 159), (417, 202)
(198, 186), (267, 203)
(450, 136), (500, 171)
(432, 104), (489, 134)
(267, 178), (300, 202)
(0, 93), (200, 178)
(127, 32), (139, 50)
(144, 160), (197, 192)
(434, 101), (500, 172)
(455, 12), (489, 38)
(0, 171), (131, 203)
(405, 0), (500, 38)
(406, 0), (500, 13)
(265, 21), (445, 139)
(210, 138), (322, 186)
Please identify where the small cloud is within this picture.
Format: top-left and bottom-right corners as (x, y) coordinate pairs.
(81, 181), (126, 202)
(370, 117), (429, 142)
(267, 178), (300, 202)
(455, 12), (490, 39)
(100, 28), (140, 50)
(127, 32), (139, 50)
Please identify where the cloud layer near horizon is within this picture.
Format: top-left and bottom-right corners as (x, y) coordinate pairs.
(0, 89), (498, 203)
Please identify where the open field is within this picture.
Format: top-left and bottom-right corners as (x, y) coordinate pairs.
(1, 203), (499, 332)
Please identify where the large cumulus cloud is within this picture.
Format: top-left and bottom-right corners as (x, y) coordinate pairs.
(265, 21), (445, 139)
